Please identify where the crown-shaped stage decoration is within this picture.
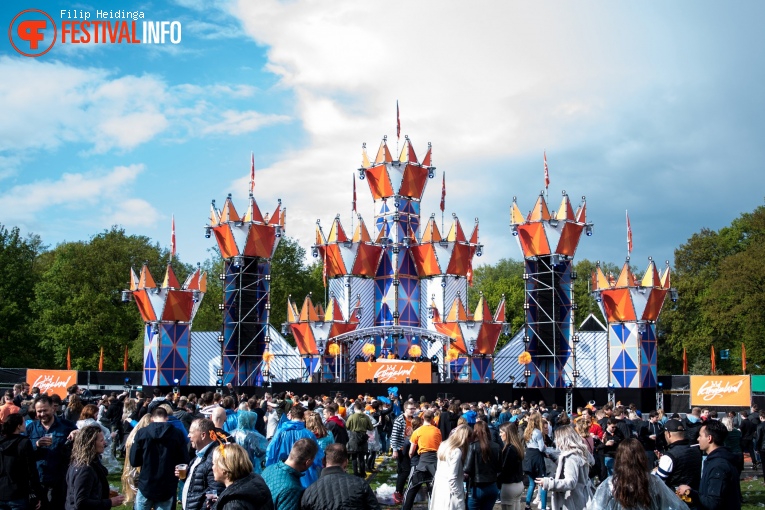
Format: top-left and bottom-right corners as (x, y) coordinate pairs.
(409, 215), (480, 278)
(206, 193), (284, 260)
(314, 215), (384, 279)
(591, 258), (673, 388)
(287, 293), (360, 355)
(431, 292), (507, 355)
(360, 136), (434, 201)
(127, 263), (207, 386)
(509, 191), (591, 388)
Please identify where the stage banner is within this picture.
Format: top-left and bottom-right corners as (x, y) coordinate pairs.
(356, 360), (431, 384)
(690, 375), (751, 407)
(27, 369), (78, 399)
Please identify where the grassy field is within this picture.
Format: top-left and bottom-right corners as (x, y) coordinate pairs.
(108, 457), (765, 509)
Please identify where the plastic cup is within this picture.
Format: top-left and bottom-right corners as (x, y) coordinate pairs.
(176, 464), (188, 480)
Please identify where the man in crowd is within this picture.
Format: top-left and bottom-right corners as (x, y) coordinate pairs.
(0, 390), (20, 421)
(262, 438), (318, 510)
(678, 419), (742, 510)
(345, 400), (374, 478)
(740, 410), (758, 469)
(323, 404), (349, 446)
(656, 419), (702, 492)
(265, 405), (323, 488)
(130, 407), (189, 510)
(640, 410), (666, 467)
(402, 409), (442, 510)
(300, 444), (381, 510)
(27, 395), (77, 509)
(390, 400), (418, 504)
(182, 418), (225, 510)
(684, 406), (704, 444)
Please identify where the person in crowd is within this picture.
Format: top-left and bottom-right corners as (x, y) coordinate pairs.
(27, 395), (78, 509)
(220, 397), (239, 433)
(181, 418), (225, 510)
(120, 414), (152, 504)
(300, 443), (381, 510)
(390, 401), (418, 504)
(230, 411), (268, 474)
(535, 425), (593, 510)
(210, 408), (234, 444)
(305, 411), (333, 455)
(129, 406), (189, 510)
(588, 438), (689, 510)
(402, 410), (442, 510)
(322, 404), (348, 446)
(429, 424), (472, 510)
(266, 401), (280, 442)
(371, 400), (393, 457)
(345, 400), (374, 478)
(172, 398), (194, 433)
(739, 410), (757, 470)
(683, 407), (703, 445)
(639, 410), (665, 468)
(722, 416), (744, 473)
(265, 405), (323, 488)
(522, 412), (549, 510)
(261, 438), (317, 510)
(598, 418), (624, 478)
(677, 420), (742, 510)
(0, 413), (42, 510)
(364, 407), (382, 472)
(464, 421), (501, 510)
(211, 443), (273, 510)
(0, 391), (21, 422)
(655, 419), (702, 492)
(498, 422), (525, 510)
(77, 404), (112, 442)
(65, 425), (125, 510)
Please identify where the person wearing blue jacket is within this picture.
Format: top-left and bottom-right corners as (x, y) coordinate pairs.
(265, 406), (323, 488)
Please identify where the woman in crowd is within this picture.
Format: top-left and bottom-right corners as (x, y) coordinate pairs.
(0, 413), (42, 510)
(535, 425), (593, 510)
(498, 422), (525, 510)
(231, 411), (268, 474)
(722, 416), (744, 473)
(77, 405), (111, 440)
(305, 411), (334, 454)
(212, 443), (273, 510)
(429, 424), (472, 510)
(587, 438), (688, 510)
(464, 421), (501, 510)
(64, 395), (84, 423)
(120, 414), (152, 503)
(65, 425), (125, 510)
(522, 412), (549, 510)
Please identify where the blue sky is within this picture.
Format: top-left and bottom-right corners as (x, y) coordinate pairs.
(1, 0), (764, 274)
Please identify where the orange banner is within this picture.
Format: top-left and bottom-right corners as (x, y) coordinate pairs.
(690, 375), (751, 407)
(356, 360), (432, 384)
(26, 369), (78, 399)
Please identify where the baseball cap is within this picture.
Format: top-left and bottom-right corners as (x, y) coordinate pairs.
(665, 419), (685, 432)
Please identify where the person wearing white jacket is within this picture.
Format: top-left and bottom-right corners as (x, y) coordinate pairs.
(535, 425), (595, 510)
(429, 425), (472, 510)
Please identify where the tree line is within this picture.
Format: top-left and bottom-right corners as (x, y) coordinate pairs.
(1, 204), (763, 374)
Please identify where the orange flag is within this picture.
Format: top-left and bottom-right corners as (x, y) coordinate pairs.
(742, 343), (747, 374)
(123, 345), (129, 372)
(67, 347), (71, 370)
(99, 347), (104, 372)
(682, 348), (688, 375)
(711, 346), (716, 374)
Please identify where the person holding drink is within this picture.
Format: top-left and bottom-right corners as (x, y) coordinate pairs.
(64, 425), (125, 509)
(180, 419), (225, 510)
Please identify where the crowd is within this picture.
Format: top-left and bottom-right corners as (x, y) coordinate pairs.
(0, 381), (753, 510)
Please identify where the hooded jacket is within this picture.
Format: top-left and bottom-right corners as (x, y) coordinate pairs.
(213, 472), (273, 510)
(129, 421), (189, 501)
(0, 434), (42, 500)
(265, 420), (323, 488)
(689, 446), (742, 510)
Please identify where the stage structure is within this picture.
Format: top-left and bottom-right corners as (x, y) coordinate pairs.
(510, 192), (591, 388)
(591, 259), (675, 388)
(126, 263), (207, 386)
(287, 135), (509, 382)
(205, 191), (285, 385)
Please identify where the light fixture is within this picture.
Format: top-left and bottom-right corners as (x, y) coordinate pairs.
(670, 288), (679, 302)
(585, 225), (593, 236)
(218, 303), (225, 310)
(264, 335), (271, 343)
(571, 303), (578, 310)
(205, 227), (212, 239)
(523, 370), (531, 378)
(281, 323), (288, 336)
(216, 369), (224, 377)
(572, 370), (580, 378)
(121, 291), (131, 303)
(523, 335), (530, 343)
(233, 255), (243, 267)
(173, 378), (179, 385)
(511, 226), (519, 237)
(265, 302), (271, 310)
(219, 273), (226, 281)
(522, 273), (529, 280)
(440, 279), (446, 288)
(572, 334), (580, 343)
(571, 271), (578, 280)
(358, 167), (366, 180)
(265, 274), (271, 281)
(192, 290), (201, 303)
(523, 303), (530, 310)
(216, 378), (223, 387)
(476, 244), (483, 257)
(217, 333), (224, 343)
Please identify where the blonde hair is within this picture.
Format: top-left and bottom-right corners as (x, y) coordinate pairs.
(71, 425), (104, 467)
(523, 412), (543, 443)
(305, 411), (328, 439)
(554, 425), (590, 461)
(213, 443), (253, 483)
(722, 416), (734, 432)
(439, 424), (472, 462)
(122, 414), (153, 502)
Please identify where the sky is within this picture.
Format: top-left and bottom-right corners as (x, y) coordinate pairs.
(1, 0), (764, 274)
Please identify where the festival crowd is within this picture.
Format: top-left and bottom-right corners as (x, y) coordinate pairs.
(0, 381), (754, 510)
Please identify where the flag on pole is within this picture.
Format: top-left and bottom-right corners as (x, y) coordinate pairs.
(67, 346), (71, 370)
(396, 100), (400, 140)
(322, 249), (327, 288)
(711, 345), (716, 374)
(682, 348), (688, 375)
(440, 172), (446, 212)
(249, 152), (255, 194)
(99, 347), (104, 372)
(467, 258), (474, 287)
(123, 345), (129, 372)
(170, 215), (176, 261)
(352, 175), (356, 212)
(626, 211), (633, 254)
(544, 151), (550, 189)
(742, 342), (747, 374)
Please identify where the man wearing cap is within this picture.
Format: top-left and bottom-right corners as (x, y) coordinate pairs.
(656, 419), (702, 492)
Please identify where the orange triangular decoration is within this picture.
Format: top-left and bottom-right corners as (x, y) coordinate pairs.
(594, 266), (610, 290)
(421, 145), (432, 167)
(139, 264), (156, 288)
(375, 140), (392, 164)
(510, 201), (525, 225)
(220, 198), (240, 222)
(353, 218), (372, 243)
(493, 296), (506, 323)
(316, 303), (325, 318)
(641, 261), (661, 288)
(430, 299), (441, 322)
(315, 226), (325, 245)
(268, 203), (280, 226)
(660, 266), (671, 289)
(446, 218), (467, 242)
(327, 218), (348, 243)
(299, 295), (319, 322)
(129, 268), (139, 291)
(399, 139), (418, 163)
(287, 297), (298, 323)
(556, 195), (576, 221)
(528, 195), (551, 222)
(243, 196), (265, 223)
(446, 296), (468, 322)
(362, 145), (371, 168)
(421, 217), (442, 243)
(575, 202), (587, 223)
(469, 222), (479, 244)
(615, 262), (633, 288)
(184, 269), (200, 290)
(199, 272), (207, 293)
(473, 294), (492, 322)
(325, 298), (345, 322)
(209, 203), (220, 226)
(162, 264), (180, 289)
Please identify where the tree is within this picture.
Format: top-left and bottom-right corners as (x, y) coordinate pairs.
(468, 258), (525, 349)
(0, 224), (44, 367)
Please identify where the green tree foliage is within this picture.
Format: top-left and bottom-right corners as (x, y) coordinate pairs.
(0, 224), (44, 367)
(32, 227), (174, 370)
(468, 258), (524, 349)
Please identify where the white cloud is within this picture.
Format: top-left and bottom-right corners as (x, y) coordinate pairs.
(202, 110), (290, 135)
(105, 198), (161, 228)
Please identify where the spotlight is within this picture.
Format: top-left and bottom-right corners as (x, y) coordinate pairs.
(358, 167), (366, 180)
(658, 382), (664, 388)
(233, 255), (243, 267)
(523, 370), (531, 378)
(216, 378), (223, 387)
(585, 225), (593, 237)
(412, 379), (419, 384)
(670, 289), (679, 303)
(608, 383), (615, 389)
(216, 369), (224, 377)
(205, 227), (212, 239)
(566, 382), (573, 389)
(173, 378), (179, 385)
(218, 303), (226, 311)
(281, 323), (288, 336)
(312, 247), (319, 258)
(219, 273), (226, 281)
(218, 333), (224, 343)
(512, 226), (519, 237)
(476, 244), (483, 257)
(192, 290), (201, 303)
(121, 290), (131, 303)
(440, 279), (446, 288)
(124, 377), (132, 385)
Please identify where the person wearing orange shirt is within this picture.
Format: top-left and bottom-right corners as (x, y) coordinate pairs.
(0, 391), (20, 422)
